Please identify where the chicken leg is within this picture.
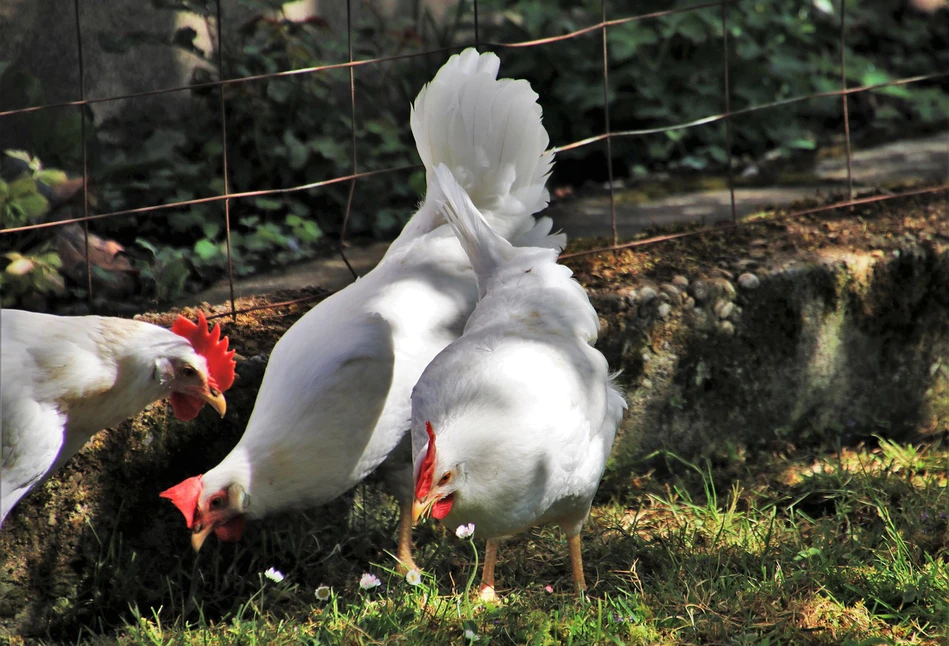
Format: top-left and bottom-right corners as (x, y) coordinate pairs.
(395, 497), (418, 573)
(568, 532), (586, 592)
(479, 538), (499, 602)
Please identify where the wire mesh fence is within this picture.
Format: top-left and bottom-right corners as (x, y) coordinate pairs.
(1, 0), (947, 321)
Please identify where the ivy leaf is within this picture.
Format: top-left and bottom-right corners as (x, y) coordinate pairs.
(787, 138), (817, 150)
(254, 197), (283, 211)
(36, 169), (68, 186)
(13, 193), (49, 221)
(8, 176), (36, 197)
(283, 130), (309, 170)
(6, 256), (34, 276)
(135, 238), (159, 256)
(194, 238), (219, 261)
(158, 258), (190, 301)
(4, 150), (35, 167)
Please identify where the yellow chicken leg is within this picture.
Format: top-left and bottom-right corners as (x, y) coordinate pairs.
(395, 497), (418, 574)
(479, 538), (499, 602)
(568, 532), (586, 592)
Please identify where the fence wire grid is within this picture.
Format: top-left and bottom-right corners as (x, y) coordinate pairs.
(1, 0), (947, 322)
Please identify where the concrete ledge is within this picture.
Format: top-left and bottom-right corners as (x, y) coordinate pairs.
(588, 243), (949, 475)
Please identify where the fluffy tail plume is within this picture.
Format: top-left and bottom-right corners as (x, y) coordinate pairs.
(410, 48), (554, 243)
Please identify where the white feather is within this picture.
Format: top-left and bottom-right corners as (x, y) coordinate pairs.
(411, 167), (626, 539)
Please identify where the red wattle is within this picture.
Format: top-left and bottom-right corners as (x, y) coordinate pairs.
(432, 494), (453, 520)
(170, 392), (203, 421)
(214, 515), (245, 542)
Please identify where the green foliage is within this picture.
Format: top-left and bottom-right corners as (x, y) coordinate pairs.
(0, 151), (67, 306)
(93, 0), (441, 299)
(481, 0), (949, 176)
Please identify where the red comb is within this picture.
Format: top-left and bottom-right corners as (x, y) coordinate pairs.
(172, 312), (236, 392)
(414, 422), (437, 500)
(160, 475), (203, 528)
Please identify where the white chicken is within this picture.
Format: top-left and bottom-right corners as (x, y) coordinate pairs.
(1, 310), (235, 525)
(411, 165), (626, 598)
(160, 49), (564, 570)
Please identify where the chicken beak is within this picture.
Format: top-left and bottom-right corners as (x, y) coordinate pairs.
(199, 388), (227, 418)
(412, 497), (434, 524)
(191, 523), (214, 552)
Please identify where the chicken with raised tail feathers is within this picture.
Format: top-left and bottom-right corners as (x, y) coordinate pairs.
(411, 164), (626, 599)
(1, 310), (235, 526)
(160, 49), (565, 570)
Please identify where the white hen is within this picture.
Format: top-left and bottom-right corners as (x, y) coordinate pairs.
(161, 49), (564, 571)
(1, 309), (234, 526)
(411, 165), (626, 597)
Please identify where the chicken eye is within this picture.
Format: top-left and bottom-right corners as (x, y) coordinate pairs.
(209, 496), (224, 509)
(438, 472), (451, 486)
(181, 366), (197, 379)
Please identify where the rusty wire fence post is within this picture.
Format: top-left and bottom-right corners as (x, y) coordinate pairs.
(721, 0), (737, 223)
(839, 0), (854, 205)
(338, 0), (360, 281)
(215, 0), (238, 321)
(600, 0), (618, 246)
(72, 0), (93, 308)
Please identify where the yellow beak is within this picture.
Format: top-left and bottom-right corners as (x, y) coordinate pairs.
(412, 498), (435, 525)
(199, 388), (227, 418)
(191, 523), (214, 552)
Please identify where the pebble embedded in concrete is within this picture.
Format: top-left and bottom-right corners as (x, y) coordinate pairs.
(714, 300), (735, 320)
(620, 288), (639, 306)
(709, 277), (737, 299)
(660, 283), (682, 304)
(738, 273), (760, 290)
(690, 280), (709, 303)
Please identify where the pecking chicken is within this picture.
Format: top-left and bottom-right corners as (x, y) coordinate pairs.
(411, 164), (626, 599)
(1, 309), (235, 525)
(160, 48), (564, 571)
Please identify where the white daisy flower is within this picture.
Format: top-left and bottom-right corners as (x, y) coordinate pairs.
(315, 585), (331, 601)
(455, 523), (475, 539)
(405, 569), (422, 586)
(359, 572), (382, 590)
(263, 567), (285, 583)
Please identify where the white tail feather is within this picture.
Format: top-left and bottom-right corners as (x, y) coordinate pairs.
(512, 216), (566, 252)
(433, 164), (513, 297)
(411, 48), (554, 242)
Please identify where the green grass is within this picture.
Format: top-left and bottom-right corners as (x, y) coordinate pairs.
(44, 436), (949, 645)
